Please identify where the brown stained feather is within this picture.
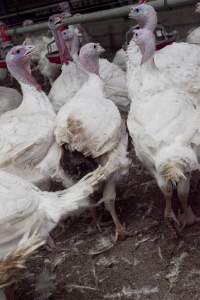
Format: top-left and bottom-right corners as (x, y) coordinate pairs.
(0, 234), (45, 288)
(67, 116), (99, 157)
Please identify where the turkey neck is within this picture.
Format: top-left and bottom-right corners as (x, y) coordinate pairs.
(140, 35), (157, 73)
(8, 62), (54, 114)
(52, 26), (71, 65)
(137, 9), (157, 31)
(70, 30), (80, 58)
(79, 53), (99, 75)
(141, 56), (157, 74)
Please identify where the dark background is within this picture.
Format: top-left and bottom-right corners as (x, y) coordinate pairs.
(0, 0), (133, 26)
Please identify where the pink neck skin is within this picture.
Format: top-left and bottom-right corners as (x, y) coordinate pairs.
(70, 34), (80, 57)
(139, 38), (156, 68)
(52, 26), (71, 65)
(138, 15), (157, 31)
(8, 61), (42, 91)
(79, 53), (99, 75)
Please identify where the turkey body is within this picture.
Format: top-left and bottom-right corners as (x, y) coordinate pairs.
(0, 165), (105, 288)
(127, 40), (200, 102)
(49, 61), (87, 112)
(187, 27), (200, 45)
(49, 57), (130, 113)
(113, 48), (127, 71)
(127, 28), (200, 229)
(0, 84), (57, 188)
(55, 72), (130, 239)
(0, 86), (22, 115)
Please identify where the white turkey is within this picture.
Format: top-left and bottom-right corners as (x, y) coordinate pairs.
(0, 44), (72, 190)
(48, 15), (89, 112)
(55, 42), (130, 240)
(127, 2), (200, 102)
(113, 0), (157, 71)
(49, 14), (130, 112)
(0, 166), (105, 299)
(22, 19), (61, 86)
(187, 2), (200, 44)
(127, 27), (200, 231)
(112, 47), (127, 72)
(0, 86), (22, 115)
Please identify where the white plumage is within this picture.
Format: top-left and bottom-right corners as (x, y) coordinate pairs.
(127, 28), (200, 228)
(1, 44), (72, 190)
(23, 21), (61, 86)
(0, 86), (22, 115)
(0, 166), (105, 287)
(48, 16), (130, 112)
(55, 42), (130, 240)
(113, 48), (127, 71)
(49, 61), (87, 112)
(127, 3), (200, 103)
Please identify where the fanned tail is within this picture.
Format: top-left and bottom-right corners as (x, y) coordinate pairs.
(156, 144), (198, 186)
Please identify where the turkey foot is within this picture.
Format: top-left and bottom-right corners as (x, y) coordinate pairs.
(164, 207), (180, 226)
(45, 234), (57, 251)
(115, 223), (132, 242)
(89, 208), (102, 232)
(178, 206), (200, 229)
(164, 208), (180, 238)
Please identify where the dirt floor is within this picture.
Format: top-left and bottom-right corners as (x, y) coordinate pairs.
(12, 145), (200, 300)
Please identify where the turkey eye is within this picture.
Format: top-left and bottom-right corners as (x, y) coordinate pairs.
(135, 33), (138, 37)
(16, 49), (20, 54)
(94, 45), (96, 49)
(135, 8), (139, 13)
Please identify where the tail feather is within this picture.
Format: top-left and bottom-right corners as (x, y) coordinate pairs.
(160, 162), (186, 186)
(156, 144), (198, 185)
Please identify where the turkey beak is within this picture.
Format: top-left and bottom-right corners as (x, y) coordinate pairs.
(132, 31), (138, 43)
(96, 44), (105, 55)
(54, 15), (62, 28)
(25, 45), (36, 56)
(129, 7), (136, 19)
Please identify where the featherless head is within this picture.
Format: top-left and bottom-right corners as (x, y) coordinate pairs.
(133, 28), (156, 64)
(129, 3), (156, 20)
(6, 45), (41, 90)
(79, 43), (105, 75)
(129, 2), (157, 31)
(133, 28), (154, 45)
(79, 42), (105, 58)
(6, 45), (35, 69)
(62, 29), (74, 42)
(48, 14), (63, 31)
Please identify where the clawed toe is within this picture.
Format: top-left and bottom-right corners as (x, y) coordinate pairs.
(114, 224), (132, 242)
(164, 211), (181, 238)
(178, 206), (200, 229)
